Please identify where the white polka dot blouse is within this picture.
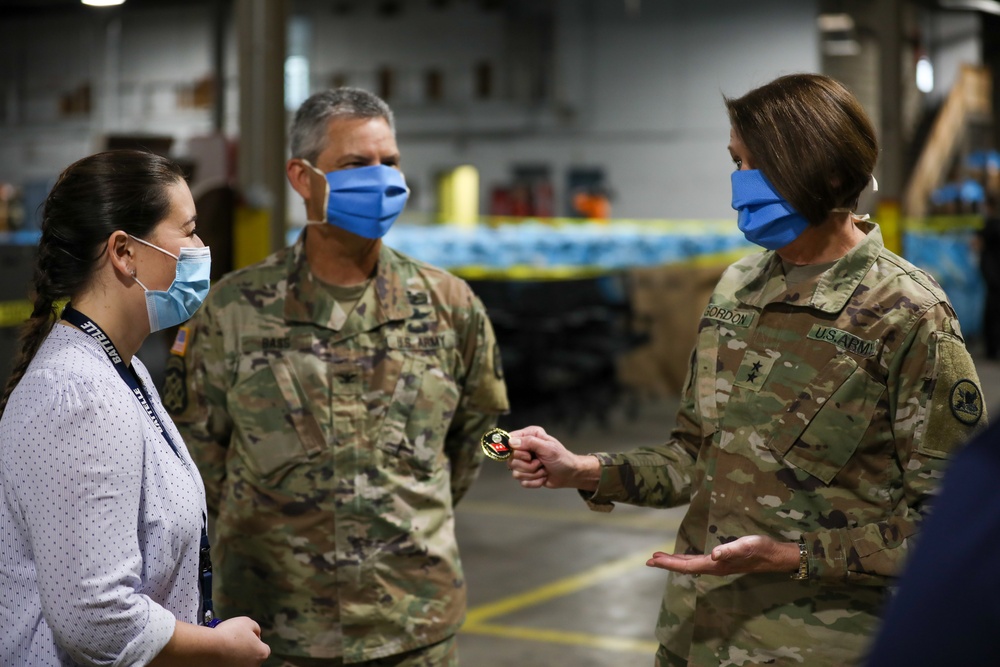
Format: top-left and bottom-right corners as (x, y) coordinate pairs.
(0, 323), (206, 666)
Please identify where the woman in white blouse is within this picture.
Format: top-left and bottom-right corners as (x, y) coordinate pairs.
(0, 150), (269, 666)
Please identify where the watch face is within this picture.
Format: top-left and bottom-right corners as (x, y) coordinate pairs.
(480, 427), (512, 461)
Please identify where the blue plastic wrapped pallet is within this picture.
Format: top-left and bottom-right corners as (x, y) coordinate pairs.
(903, 218), (984, 338)
(379, 219), (752, 278)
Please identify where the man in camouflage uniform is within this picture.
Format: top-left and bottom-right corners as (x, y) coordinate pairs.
(165, 88), (508, 666)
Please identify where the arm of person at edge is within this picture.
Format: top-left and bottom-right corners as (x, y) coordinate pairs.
(168, 296), (234, 518)
(507, 351), (799, 577)
(509, 304), (981, 581)
(445, 296), (510, 505)
(149, 619), (269, 667)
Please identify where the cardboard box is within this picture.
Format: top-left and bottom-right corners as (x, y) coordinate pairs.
(617, 262), (728, 396)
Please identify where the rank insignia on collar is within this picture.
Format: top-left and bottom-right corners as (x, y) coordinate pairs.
(406, 289), (430, 305)
(481, 427), (512, 461)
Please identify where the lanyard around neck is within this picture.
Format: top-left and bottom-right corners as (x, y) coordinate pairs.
(61, 305), (180, 458)
(61, 304), (220, 626)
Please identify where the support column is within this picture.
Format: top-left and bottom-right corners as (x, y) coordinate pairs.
(876, 0), (905, 252)
(878, 0), (905, 197)
(212, 0), (230, 134)
(984, 13), (1000, 151)
(236, 0), (288, 259)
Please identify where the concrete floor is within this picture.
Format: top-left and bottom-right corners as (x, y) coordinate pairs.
(454, 350), (1000, 667)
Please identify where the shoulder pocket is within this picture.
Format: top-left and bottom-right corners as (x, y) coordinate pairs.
(919, 331), (985, 458)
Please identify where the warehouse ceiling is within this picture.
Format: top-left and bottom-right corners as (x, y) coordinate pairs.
(2, 0), (996, 19)
(0, 0), (213, 18)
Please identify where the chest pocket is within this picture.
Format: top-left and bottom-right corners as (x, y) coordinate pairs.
(228, 352), (326, 482)
(378, 333), (461, 476)
(767, 354), (885, 484)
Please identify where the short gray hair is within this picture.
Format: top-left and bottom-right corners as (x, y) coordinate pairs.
(289, 87), (395, 164)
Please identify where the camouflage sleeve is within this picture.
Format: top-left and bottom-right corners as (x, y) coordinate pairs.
(582, 347), (701, 512)
(804, 303), (987, 583)
(446, 297), (509, 505)
(164, 295), (234, 516)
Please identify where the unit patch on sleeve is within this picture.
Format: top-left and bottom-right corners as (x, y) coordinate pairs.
(162, 354), (188, 415)
(949, 379), (983, 426)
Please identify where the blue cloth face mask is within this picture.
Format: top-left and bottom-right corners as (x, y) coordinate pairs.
(301, 160), (410, 239)
(131, 236), (212, 332)
(731, 169), (810, 250)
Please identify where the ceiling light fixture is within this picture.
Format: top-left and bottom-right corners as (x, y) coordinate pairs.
(939, 0), (1000, 14)
(916, 57), (935, 93)
(82, 0), (126, 7)
(817, 13), (860, 57)
(817, 13), (855, 32)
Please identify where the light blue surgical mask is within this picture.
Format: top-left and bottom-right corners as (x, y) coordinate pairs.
(302, 161), (410, 239)
(731, 169), (810, 250)
(131, 236), (211, 332)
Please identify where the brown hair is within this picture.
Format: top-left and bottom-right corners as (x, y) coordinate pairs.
(0, 150), (185, 415)
(725, 73), (878, 225)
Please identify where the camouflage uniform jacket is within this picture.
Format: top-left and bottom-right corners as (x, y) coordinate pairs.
(586, 223), (986, 666)
(165, 232), (509, 662)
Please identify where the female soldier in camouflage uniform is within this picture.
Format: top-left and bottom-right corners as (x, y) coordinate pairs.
(507, 73), (986, 666)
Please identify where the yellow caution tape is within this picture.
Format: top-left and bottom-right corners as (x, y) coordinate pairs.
(0, 300), (33, 328)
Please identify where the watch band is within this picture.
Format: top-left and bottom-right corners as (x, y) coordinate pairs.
(791, 540), (809, 580)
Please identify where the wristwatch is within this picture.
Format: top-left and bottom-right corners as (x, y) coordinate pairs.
(791, 540), (809, 580)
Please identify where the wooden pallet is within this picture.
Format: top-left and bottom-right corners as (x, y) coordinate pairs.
(903, 64), (993, 218)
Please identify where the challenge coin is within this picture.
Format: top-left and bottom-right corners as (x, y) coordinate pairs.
(480, 427), (512, 461)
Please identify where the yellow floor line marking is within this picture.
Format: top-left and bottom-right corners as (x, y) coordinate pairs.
(465, 541), (673, 626)
(458, 500), (683, 532)
(462, 622), (659, 655)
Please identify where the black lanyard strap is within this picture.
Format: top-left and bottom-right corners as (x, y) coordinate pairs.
(199, 531), (220, 627)
(61, 305), (180, 458)
(61, 304), (219, 627)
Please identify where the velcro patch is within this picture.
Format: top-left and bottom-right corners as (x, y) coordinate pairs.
(920, 332), (986, 458)
(950, 379), (983, 426)
(387, 331), (456, 349)
(733, 350), (777, 391)
(162, 355), (188, 415)
(170, 326), (190, 357)
(703, 304), (755, 328)
(807, 324), (879, 357)
(406, 289), (431, 306)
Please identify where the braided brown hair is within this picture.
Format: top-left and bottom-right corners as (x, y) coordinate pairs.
(0, 150), (185, 415)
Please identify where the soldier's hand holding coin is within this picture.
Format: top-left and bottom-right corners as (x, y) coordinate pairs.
(506, 426), (601, 491)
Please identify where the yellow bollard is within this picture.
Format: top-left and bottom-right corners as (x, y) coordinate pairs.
(437, 165), (480, 227)
(233, 206), (272, 270)
(877, 199), (902, 256)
